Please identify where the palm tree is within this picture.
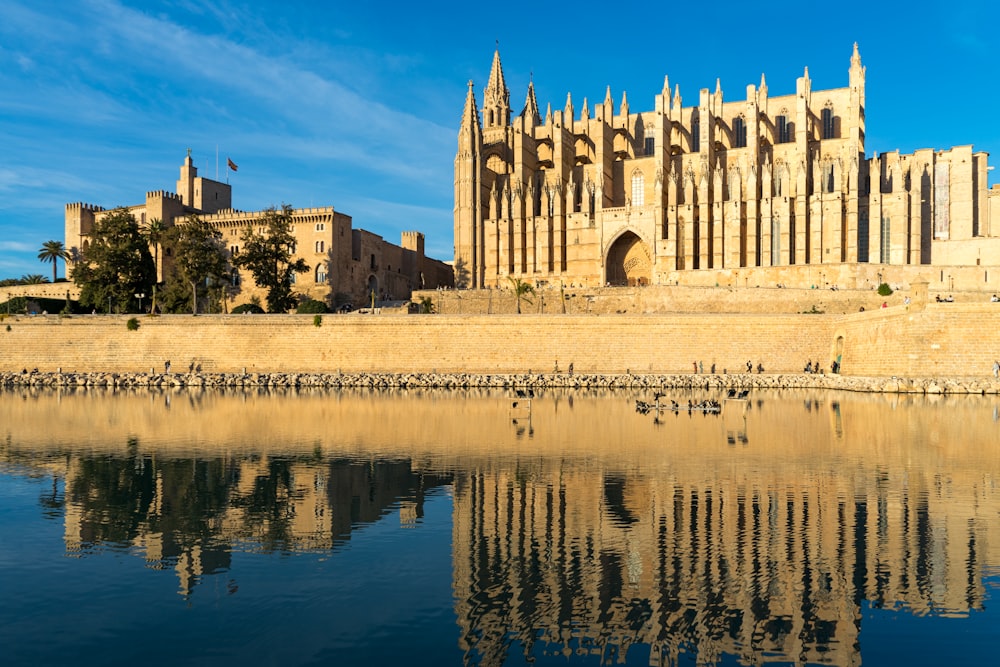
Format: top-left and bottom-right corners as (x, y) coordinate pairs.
(20, 274), (48, 284)
(507, 276), (535, 314)
(143, 218), (165, 313)
(37, 240), (68, 283)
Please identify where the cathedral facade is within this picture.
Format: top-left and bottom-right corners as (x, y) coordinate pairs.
(66, 153), (453, 309)
(455, 46), (1000, 289)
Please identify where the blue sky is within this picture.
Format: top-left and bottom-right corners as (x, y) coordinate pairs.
(2, 0), (998, 279)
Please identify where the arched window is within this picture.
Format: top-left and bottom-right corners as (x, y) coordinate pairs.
(821, 105), (835, 139)
(316, 263), (327, 284)
(733, 116), (747, 148)
(631, 171), (645, 207)
(315, 240), (325, 253)
(691, 116), (700, 152)
(776, 114), (790, 143)
(231, 269), (240, 287)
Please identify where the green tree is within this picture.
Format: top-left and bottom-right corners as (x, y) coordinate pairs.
(165, 216), (230, 315)
(71, 207), (155, 313)
(508, 276), (535, 314)
(231, 205), (308, 313)
(37, 240), (69, 283)
(417, 295), (435, 313)
(20, 274), (48, 284)
(142, 218), (166, 314)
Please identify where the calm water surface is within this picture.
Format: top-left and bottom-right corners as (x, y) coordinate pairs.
(2, 387), (999, 666)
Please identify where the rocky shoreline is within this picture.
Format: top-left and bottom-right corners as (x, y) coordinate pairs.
(2, 370), (998, 394)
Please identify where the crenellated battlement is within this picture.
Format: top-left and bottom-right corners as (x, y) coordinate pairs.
(65, 202), (105, 213)
(145, 190), (182, 202)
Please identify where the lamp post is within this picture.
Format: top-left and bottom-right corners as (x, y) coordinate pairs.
(135, 292), (145, 313)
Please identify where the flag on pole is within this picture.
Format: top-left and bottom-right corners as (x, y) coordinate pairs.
(227, 158), (238, 172)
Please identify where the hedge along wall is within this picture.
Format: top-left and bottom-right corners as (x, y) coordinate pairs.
(1, 306), (998, 377)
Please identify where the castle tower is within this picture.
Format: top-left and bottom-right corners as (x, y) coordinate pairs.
(175, 150), (232, 214)
(176, 150), (197, 209)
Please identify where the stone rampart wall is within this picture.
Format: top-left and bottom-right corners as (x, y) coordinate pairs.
(416, 282), (1000, 316)
(2, 306), (1000, 378)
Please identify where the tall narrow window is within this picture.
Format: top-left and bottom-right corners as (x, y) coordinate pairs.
(644, 136), (655, 156)
(776, 115), (790, 143)
(880, 215), (891, 263)
(733, 116), (747, 148)
(631, 171), (645, 207)
(821, 106), (834, 139)
(691, 117), (700, 152)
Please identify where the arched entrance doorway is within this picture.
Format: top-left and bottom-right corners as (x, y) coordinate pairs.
(606, 232), (652, 286)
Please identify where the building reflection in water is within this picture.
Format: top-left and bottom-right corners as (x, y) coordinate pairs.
(57, 450), (451, 598)
(3, 387), (999, 665)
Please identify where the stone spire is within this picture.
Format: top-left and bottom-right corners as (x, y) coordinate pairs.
(521, 80), (541, 127)
(483, 48), (510, 129)
(460, 80), (480, 131)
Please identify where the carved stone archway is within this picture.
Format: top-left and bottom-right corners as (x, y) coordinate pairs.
(606, 231), (652, 286)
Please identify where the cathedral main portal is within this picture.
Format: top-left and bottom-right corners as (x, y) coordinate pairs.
(605, 232), (652, 286)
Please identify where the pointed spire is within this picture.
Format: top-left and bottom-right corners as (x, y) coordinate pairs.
(662, 75), (670, 97)
(672, 84), (682, 111)
(460, 80), (480, 130)
(485, 48), (508, 105)
(582, 97), (590, 121)
(851, 42), (862, 68)
(804, 66), (810, 80)
(483, 48), (510, 128)
(521, 81), (541, 127)
(604, 86), (613, 106)
(620, 90), (628, 117)
(715, 78), (722, 96)
(564, 91), (573, 118)
(545, 102), (552, 125)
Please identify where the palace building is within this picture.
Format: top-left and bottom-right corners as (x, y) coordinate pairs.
(454, 45), (1000, 289)
(66, 153), (453, 309)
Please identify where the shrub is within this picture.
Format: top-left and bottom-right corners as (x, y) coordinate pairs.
(297, 298), (329, 314)
(313, 314), (322, 327)
(877, 282), (893, 296)
(126, 317), (140, 331)
(231, 303), (265, 314)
